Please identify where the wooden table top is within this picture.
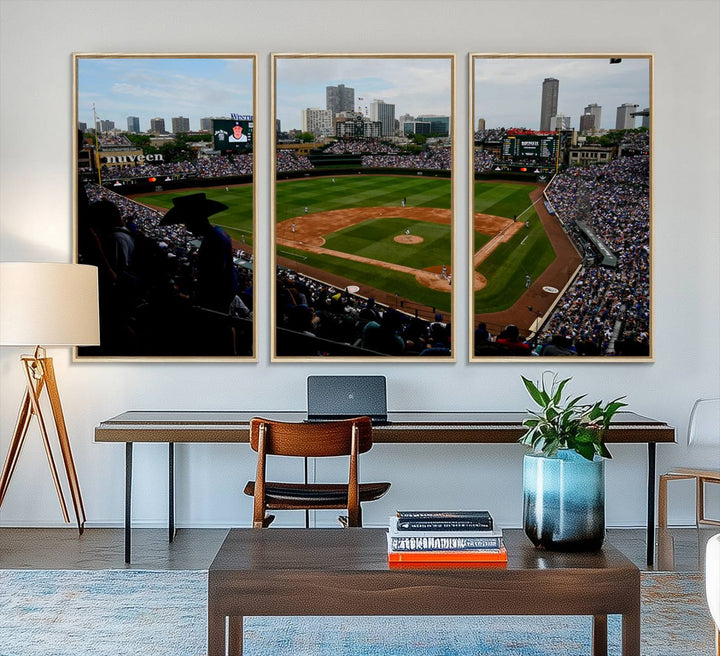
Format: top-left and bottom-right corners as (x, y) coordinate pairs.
(209, 527), (636, 574)
(95, 410), (675, 444)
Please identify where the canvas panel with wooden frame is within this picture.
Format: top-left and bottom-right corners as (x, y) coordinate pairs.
(271, 53), (455, 361)
(469, 54), (653, 361)
(73, 53), (257, 361)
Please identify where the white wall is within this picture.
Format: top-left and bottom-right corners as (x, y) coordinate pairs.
(1, 0), (718, 530)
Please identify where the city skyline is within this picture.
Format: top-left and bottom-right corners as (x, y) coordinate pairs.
(275, 57), (452, 133)
(474, 56), (651, 131)
(76, 57), (254, 133)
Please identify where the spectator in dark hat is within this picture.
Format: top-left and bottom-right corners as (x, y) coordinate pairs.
(161, 193), (237, 312)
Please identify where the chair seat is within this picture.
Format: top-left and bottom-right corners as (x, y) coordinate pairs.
(244, 481), (390, 508)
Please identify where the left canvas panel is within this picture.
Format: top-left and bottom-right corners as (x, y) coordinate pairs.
(73, 54), (257, 360)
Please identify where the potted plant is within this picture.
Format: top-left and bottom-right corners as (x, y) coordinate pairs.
(519, 372), (626, 551)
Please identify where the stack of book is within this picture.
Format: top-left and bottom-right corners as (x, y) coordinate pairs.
(387, 510), (507, 567)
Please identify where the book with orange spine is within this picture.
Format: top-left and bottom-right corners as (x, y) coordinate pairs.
(387, 544), (507, 564)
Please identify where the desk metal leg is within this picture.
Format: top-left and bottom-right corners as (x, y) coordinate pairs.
(169, 443), (175, 542)
(647, 442), (656, 566)
(125, 442), (132, 564)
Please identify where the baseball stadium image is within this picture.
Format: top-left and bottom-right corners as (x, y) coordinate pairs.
(471, 55), (652, 360)
(74, 54), (257, 360)
(272, 55), (455, 360)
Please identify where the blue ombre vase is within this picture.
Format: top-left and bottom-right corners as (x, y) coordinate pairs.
(522, 448), (606, 551)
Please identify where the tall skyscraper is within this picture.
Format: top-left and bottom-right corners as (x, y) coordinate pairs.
(615, 103), (638, 130)
(98, 119), (115, 133)
(200, 117), (214, 131)
(127, 116), (140, 133)
(477, 118), (486, 131)
(641, 108), (650, 129)
(579, 113), (596, 134)
(301, 108), (333, 138)
(172, 116), (190, 133)
(370, 99), (395, 137)
(540, 78), (559, 131)
(584, 103), (602, 130)
(549, 114), (571, 131)
(150, 117), (166, 134)
(326, 84), (355, 116)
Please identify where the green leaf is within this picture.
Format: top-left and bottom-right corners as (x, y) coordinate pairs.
(552, 377), (571, 404)
(521, 376), (547, 407)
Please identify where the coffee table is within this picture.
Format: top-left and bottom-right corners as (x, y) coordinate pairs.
(208, 528), (640, 656)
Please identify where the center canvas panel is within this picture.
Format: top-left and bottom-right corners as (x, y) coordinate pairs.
(272, 54), (455, 361)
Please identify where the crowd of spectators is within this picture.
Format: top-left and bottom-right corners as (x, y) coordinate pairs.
(98, 134), (133, 147)
(322, 138), (398, 155)
(474, 128), (509, 143)
(361, 148), (451, 171)
(473, 149), (496, 173)
(276, 269), (451, 357)
(80, 182), (253, 356)
(619, 130), (650, 155)
(101, 153), (254, 181)
(275, 151), (314, 172)
(536, 154), (650, 354)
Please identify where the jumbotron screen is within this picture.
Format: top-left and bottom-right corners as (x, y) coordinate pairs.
(502, 135), (557, 159)
(213, 118), (253, 153)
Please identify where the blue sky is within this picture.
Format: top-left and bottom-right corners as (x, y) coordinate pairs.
(76, 56), (254, 132)
(473, 56), (651, 131)
(275, 56), (453, 132)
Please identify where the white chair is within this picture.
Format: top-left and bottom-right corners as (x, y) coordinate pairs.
(659, 398), (720, 528)
(706, 533), (720, 656)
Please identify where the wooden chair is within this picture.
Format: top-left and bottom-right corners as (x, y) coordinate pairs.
(658, 398), (720, 528)
(243, 417), (390, 528)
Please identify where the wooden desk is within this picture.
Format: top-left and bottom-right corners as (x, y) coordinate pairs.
(94, 411), (675, 564)
(207, 528), (641, 656)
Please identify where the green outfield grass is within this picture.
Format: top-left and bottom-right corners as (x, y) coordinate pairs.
(323, 217), (451, 270)
(276, 176), (452, 309)
(473, 181), (556, 315)
(276, 175), (451, 221)
(279, 246), (451, 313)
(132, 185), (254, 245)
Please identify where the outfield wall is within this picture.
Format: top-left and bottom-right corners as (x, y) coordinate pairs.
(277, 167), (451, 181)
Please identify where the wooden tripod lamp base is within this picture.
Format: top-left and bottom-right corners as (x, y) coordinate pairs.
(0, 348), (87, 533)
(0, 261), (100, 534)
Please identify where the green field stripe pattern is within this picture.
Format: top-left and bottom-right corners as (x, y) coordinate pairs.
(323, 218), (450, 270)
(473, 181), (556, 314)
(281, 246), (451, 313)
(276, 176), (451, 221)
(133, 186), (255, 246)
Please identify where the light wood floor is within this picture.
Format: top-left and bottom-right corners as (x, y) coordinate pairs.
(0, 526), (716, 571)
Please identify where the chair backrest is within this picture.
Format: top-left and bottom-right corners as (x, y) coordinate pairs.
(249, 417), (373, 457)
(688, 398), (720, 447)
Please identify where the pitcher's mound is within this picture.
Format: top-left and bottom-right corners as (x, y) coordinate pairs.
(394, 234), (424, 244)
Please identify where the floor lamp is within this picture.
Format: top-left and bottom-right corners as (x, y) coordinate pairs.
(0, 262), (99, 533)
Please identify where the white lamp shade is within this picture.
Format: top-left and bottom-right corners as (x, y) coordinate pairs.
(0, 262), (100, 347)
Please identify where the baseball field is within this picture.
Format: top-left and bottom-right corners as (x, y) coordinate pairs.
(132, 175), (564, 322)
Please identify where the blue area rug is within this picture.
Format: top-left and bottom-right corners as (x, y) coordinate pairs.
(0, 569), (714, 655)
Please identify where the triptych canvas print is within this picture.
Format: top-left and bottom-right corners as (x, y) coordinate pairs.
(73, 53), (651, 362)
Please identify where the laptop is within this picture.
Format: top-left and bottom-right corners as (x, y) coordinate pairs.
(306, 375), (388, 425)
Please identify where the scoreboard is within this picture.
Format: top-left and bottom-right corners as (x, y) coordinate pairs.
(213, 117), (253, 153)
(502, 134), (557, 159)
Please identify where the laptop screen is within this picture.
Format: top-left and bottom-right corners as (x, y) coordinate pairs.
(306, 375), (388, 423)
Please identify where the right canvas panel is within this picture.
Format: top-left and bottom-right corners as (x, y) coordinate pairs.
(470, 54), (653, 360)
